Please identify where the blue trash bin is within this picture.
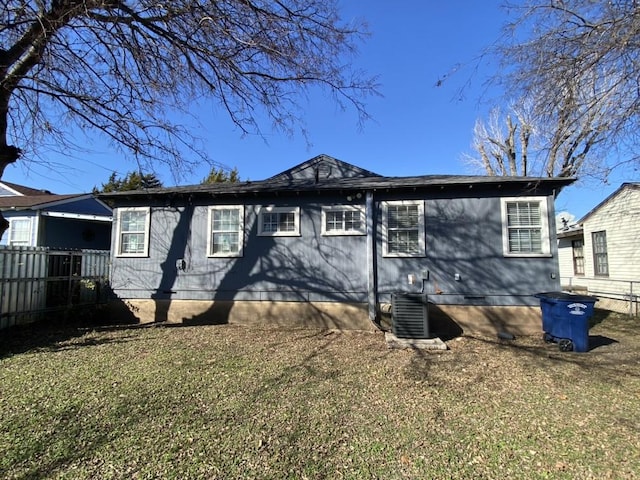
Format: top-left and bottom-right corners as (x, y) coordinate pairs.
(534, 292), (598, 352)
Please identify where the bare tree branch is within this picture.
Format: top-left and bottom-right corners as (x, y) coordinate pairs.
(0, 0), (379, 233)
(481, 0), (640, 179)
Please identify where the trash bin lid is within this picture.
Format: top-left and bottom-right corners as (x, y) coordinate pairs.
(534, 291), (598, 302)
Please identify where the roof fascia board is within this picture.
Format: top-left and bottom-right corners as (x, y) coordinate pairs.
(577, 183), (638, 224)
(39, 211), (113, 222)
(0, 181), (25, 196)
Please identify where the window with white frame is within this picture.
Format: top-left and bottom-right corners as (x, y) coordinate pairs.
(322, 205), (365, 236)
(116, 207), (150, 257)
(258, 206), (300, 236)
(9, 218), (31, 246)
(501, 197), (550, 256)
(382, 200), (425, 257)
(208, 205), (244, 257)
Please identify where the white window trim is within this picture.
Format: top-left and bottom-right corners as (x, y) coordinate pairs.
(321, 205), (366, 236)
(258, 206), (300, 237)
(382, 200), (425, 258)
(500, 197), (551, 257)
(8, 217), (32, 246)
(207, 205), (244, 257)
(115, 207), (150, 257)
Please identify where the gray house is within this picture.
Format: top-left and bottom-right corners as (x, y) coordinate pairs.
(0, 181), (112, 250)
(101, 155), (574, 335)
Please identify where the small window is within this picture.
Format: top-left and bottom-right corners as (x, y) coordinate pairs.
(208, 206), (244, 257)
(572, 239), (585, 275)
(501, 198), (550, 256)
(9, 218), (31, 246)
(116, 207), (150, 257)
(592, 231), (608, 276)
(382, 200), (425, 257)
(258, 206), (300, 237)
(322, 205), (365, 236)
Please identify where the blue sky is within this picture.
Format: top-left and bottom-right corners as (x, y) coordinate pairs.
(4, 0), (638, 220)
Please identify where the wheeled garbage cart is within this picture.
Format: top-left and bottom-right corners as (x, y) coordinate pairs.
(534, 292), (598, 352)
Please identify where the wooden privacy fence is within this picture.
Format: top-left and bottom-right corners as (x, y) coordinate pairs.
(0, 246), (110, 329)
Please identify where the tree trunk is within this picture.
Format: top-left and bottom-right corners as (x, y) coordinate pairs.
(0, 91), (22, 238)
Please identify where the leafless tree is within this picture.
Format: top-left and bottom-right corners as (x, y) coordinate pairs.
(469, 0), (638, 179)
(464, 106), (532, 176)
(0, 0), (378, 234)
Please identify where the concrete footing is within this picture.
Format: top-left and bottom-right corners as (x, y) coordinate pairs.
(384, 333), (448, 350)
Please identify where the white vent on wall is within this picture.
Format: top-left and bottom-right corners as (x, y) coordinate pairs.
(391, 293), (430, 339)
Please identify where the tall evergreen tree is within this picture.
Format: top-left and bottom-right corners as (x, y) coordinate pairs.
(94, 171), (163, 193)
(201, 167), (240, 184)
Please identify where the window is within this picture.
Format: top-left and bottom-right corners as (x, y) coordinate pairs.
(592, 231), (608, 276)
(9, 218), (31, 246)
(322, 205), (365, 236)
(572, 239), (585, 275)
(382, 200), (425, 257)
(116, 207), (150, 257)
(501, 198), (550, 256)
(258, 206), (300, 236)
(208, 206), (244, 257)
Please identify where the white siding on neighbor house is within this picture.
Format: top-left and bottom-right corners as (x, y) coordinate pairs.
(557, 237), (578, 284)
(561, 185), (640, 314)
(582, 187), (640, 281)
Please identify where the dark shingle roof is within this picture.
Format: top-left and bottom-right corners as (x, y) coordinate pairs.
(0, 193), (86, 210)
(96, 154), (575, 202)
(0, 181), (55, 196)
(98, 174), (575, 200)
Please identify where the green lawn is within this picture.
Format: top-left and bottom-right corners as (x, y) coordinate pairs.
(1, 312), (639, 479)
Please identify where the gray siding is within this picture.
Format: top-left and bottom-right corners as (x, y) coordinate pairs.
(110, 196), (368, 304)
(376, 195), (560, 306)
(110, 190), (561, 309)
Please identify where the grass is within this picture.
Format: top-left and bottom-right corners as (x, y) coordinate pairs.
(1, 311), (639, 479)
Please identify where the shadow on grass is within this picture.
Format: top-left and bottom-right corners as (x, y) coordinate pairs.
(402, 310), (639, 384)
(0, 303), (140, 359)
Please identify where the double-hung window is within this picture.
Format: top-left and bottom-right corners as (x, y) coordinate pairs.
(258, 206), (300, 236)
(322, 205), (365, 236)
(592, 231), (608, 276)
(208, 206), (244, 257)
(382, 200), (425, 257)
(572, 239), (585, 275)
(8, 218), (31, 246)
(116, 207), (150, 257)
(501, 197), (550, 256)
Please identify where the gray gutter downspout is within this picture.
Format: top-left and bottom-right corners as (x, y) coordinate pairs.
(366, 191), (377, 324)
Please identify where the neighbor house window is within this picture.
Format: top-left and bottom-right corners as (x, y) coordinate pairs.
(116, 207), (150, 257)
(322, 205), (365, 236)
(501, 197), (550, 256)
(8, 218), (31, 246)
(592, 231), (608, 276)
(258, 206), (300, 236)
(208, 206), (244, 257)
(382, 200), (425, 257)
(572, 239), (585, 275)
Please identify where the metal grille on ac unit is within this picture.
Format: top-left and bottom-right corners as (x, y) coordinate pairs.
(391, 293), (430, 339)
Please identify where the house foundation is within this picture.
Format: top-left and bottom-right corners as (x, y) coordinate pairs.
(108, 299), (543, 336)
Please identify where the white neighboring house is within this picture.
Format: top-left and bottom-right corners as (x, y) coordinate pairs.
(557, 183), (640, 315)
(0, 181), (112, 250)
